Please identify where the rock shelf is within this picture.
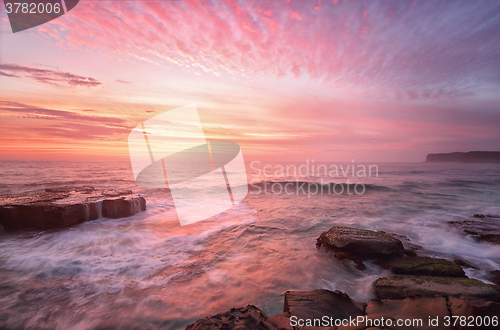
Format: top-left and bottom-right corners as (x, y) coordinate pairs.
(0, 186), (146, 231)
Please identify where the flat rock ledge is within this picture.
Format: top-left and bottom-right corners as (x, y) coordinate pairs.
(379, 256), (466, 277)
(373, 275), (500, 301)
(316, 226), (405, 261)
(186, 289), (500, 330)
(0, 186), (146, 231)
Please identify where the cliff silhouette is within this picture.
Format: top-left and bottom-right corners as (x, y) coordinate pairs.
(425, 151), (500, 163)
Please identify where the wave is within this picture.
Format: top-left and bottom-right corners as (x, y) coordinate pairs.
(247, 181), (392, 194)
(441, 179), (500, 187)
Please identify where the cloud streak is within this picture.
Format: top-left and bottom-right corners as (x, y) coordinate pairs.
(0, 64), (102, 87)
(0, 101), (129, 139)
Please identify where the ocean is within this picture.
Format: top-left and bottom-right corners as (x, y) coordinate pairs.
(0, 160), (499, 329)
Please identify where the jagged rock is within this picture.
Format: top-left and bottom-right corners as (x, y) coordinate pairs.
(379, 256), (466, 277)
(449, 296), (500, 329)
(316, 226), (405, 260)
(185, 305), (279, 330)
(0, 186), (146, 231)
(448, 215), (500, 244)
(284, 289), (365, 320)
(373, 275), (500, 301)
(366, 296), (453, 330)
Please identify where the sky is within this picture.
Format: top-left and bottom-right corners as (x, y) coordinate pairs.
(0, 0), (499, 162)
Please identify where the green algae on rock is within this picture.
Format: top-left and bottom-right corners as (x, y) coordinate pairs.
(380, 256), (466, 277)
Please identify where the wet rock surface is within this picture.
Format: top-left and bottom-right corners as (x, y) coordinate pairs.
(373, 275), (500, 301)
(284, 289), (365, 321)
(379, 231), (421, 256)
(190, 289), (500, 330)
(185, 305), (279, 330)
(379, 256), (466, 277)
(316, 226), (405, 260)
(488, 270), (500, 285)
(0, 186), (146, 231)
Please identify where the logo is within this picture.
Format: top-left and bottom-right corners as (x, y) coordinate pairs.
(128, 104), (248, 225)
(4, 0), (79, 33)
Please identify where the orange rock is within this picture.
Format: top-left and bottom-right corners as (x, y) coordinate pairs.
(366, 296), (453, 330)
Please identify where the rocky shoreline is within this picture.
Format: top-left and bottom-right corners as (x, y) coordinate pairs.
(0, 186), (146, 232)
(1, 188), (498, 329)
(187, 222), (500, 329)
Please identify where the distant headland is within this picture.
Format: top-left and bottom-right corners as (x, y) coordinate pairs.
(425, 151), (500, 163)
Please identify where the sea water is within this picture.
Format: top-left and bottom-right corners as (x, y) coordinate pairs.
(0, 160), (499, 329)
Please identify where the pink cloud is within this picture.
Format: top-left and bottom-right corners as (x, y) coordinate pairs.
(290, 12), (303, 20)
(0, 64), (101, 87)
(31, 0), (498, 101)
(2, 0), (499, 161)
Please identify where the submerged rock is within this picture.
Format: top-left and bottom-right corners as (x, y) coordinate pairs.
(0, 186), (146, 231)
(185, 305), (279, 330)
(373, 275), (500, 301)
(379, 256), (466, 277)
(448, 215), (500, 244)
(316, 226), (405, 260)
